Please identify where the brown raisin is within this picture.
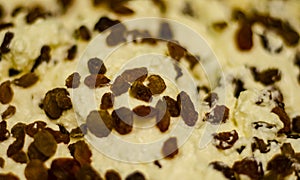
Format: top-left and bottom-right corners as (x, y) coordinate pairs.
(177, 91), (198, 126)
(1, 105), (16, 119)
(84, 74), (110, 88)
(0, 121), (10, 141)
(271, 106), (291, 134)
(68, 140), (92, 166)
(266, 154), (293, 177)
(130, 81), (152, 102)
(86, 110), (113, 138)
(292, 116), (300, 133)
(75, 165), (102, 180)
(87, 57), (107, 74)
(110, 76), (130, 96)
(133, 105), (155, 117)
(155, 99), (170, 132)
(94, 16), (120, 32)
(65, 72), (81, 88)
(0, 31), (14, 54)
(204, 92), (218, 108)
(210, 161), (235, 180)
(163, 96), (180, 117)
(25, 121), (47, 137)
(33, 130), (57, 157)
(251, 137), (270, 153)
(236, 21), (253, 51)
(67, 45), (77, 60)
(147, 75), (166, 95)
(167, 41), (186, 61)
(48, 158), (81, 180)
(213, 130), (239, 150)
(13, 72), (39, 88)
(105, 170), (121, 180)
(112, 107), (133, 135)
(75, 25), (91, 41)
(25, 160), (48, 180)
(121, 67), (148, 83)
(204, 105), (229, 124)
(162, 137), (178, 159)
(125, 171), (146, 180)
(233, 158), (263, 179)
(100, 92), (114, 110)
(0, 80), (13, 104)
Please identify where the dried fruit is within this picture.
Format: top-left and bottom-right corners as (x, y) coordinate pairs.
(100, 92), (114, 110)
(292, 116), (300, 133)
(75, 25), (91, 41)
(25, 160), (48, 180)
(106, 25), (127, 46)
(0, 173), (19, 180)
(25, 121), (47, 137)
(45, 127), (70, 144)
(147, 75), (166, 94)
(70, 127), (84, 138)
(213, 130), (239, 150)
(204, 105), (229, 124)
(158, 21), (173, 40)
(125, 171), (146, 180)
(204, 92), (218, 108)
(68, 140), (92, 166)
(94, 16), (120, 32)
(133, 105), (155, 117)
(110, 75), (130, 96)
(0, 121), (10, 141)
(33, 130), (57, 157)
(251, 137), (270, 153)
(31, 45), (51, 72)
(27, 143), (49, 162)
(236, 21), (253, 51)
(26, 6), (50, 24)
(67, 45), (77, 60)
(0, 31), (14, 54)
(267, 154), (293, 177)
(13, 72), (39, 88)
(112, 107), (133, 135)
(233, 79), (246, 98)
(233, 158), (263, 179)
(84, 74), (110, 88)
(182, 2), (194, 17)
(10, 151), (27, 164)
(167, 41), (186, 61)
(271, 106), (291, 134)
(7, 123), (26, 158)
(88, 57), (107, 74)
(1, 105), (16, 119)
(43, 88), (72, 119)
(162, 137), (178, 159)
(210, 161), (235, 180)
(130, 81), (152, 102)
(65, 72), (81, 88)
(105, 170), (121, 180)
(185, 53), (199, 70)
(177, 91), (198, 126)
(0, 80), (13, 104)
(250, 67), (281, 86)
(121, 67), (148, 83)
(75, 165), (102, 180)
(48, 158), (81, 180)
(156, 100), (170, 132)
(86, 110), (113, 138)
(163, 96), (180, 117)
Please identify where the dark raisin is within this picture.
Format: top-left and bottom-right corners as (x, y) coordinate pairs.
(281, 143), (295, 157)
(158, 22), (173, 40)
(0, 157), (4, 168)
(8, 68), (21, 77)
(182, 2), (194, 17)
(130, 81), (152, 102)
(233, 158), (263, 179)
(112, 107), (133, 135)
(155, 99), (170, 132)
(236, 21), (253, 51)
(1, 105), (16, 119)
(33, 130), (57, 157)
(0, 31), (14, 54)
(212, 21), (228, 31)
(167, 41), (186, 61)
(121, 67), (148, 83)
(65, 72), (81, 88)
(204, 92), (218, 108)
(251, 137), (270, 153)
(48, 158), (81, 180)
(162, 137), (178, 159)
(13, 72), (39, 88)
(154, 160), (162, 168)
(11, 6), (24, 17)
(70, 127), (84, 138)
(26, 6), (50, 24)
(0, 121), (10, 141)
(233, 79), (246, 98)
(67, 45), (77, 60)
(147, 75), (166, 95)
(252, 121), (276, 130)
(24, 160), (48, 180)
(105, 170), (121, 180)
(0, 23), (14, 31)
(110, 4), (134, 15)
(0, 173), (19, 180)
(75, 25), (91, 41)
(31, 45), (51, 72)
(94, 16), (120, 32)
(88, 57), (107, 74)
(292, 116), (300, 133)
(177, 91), (198, 126)
(125, 171), (146, 180)
(86, 110), (113, 138)
(68, 140), (92, 166)
(133, 105), (155, 117)
(27, 142), (49, 162)
(213, 130), (239, 150)
(84, 74), (110, 88)
(210, 161), (236, 180)
(25, 121), (47, 137)
(271, 106), (291, 134)
(204, 105), (229, 124)
(58, 0), (74, 12)
(163, 96), (180, 117)
(10, 151), (27, 164)
(251, 67), (281, 85)
(152, 0), (166, 13)
(267, 154), (293, 177)
(0, 81), (13, 104)
(100, 92), (114, 110)
(45, 127), (70, 144)
(75, 165), (102, 180)
(110, 75), (130, 96)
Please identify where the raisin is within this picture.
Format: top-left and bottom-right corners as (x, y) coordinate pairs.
(68, 140), (92, 166)
(75, 165), (102, 180)
(147, 75), (166, 95)
(25, 160), (48, 180)
(210, 161), (236, 180)
(25, 121), (47, 137)
(267, 154), (293, 177)
(0, 23), (13, 31)
(87, 57), (107, 74)
(163, 96), (180, 117)
(177, 91), (198, 126)
(105, 170), (121, 180)
(204, 92), (218, 108)
(185, 53), (199, 70)
(182, 2), (194, 17)
(271, 106), (291, 134)
(31, 45), (51, 72)
(121, 67), (148, 83)
(1, 105), (16, 119)
(26, 6), (50, 24)
(75, 25), (91, 41)
(236, 21), (253, 51)
(251, 67), (281, 85)
(130, 81), (152, 102)
(204, 105), (229, 124)
(156, 99), (170, 132)
(70, 127), (84, 138)
(125, 171), (146, 180)
(48, 158), (81, 180)
(84, 74), (110, 88)
(112, 107), (133, 135)
(158, 21), (173, 40)
(110, 76), (130, 96)
(65, 72), (81, 88)
(213, 130), (239, 150)
(94, 16), (120, 32)
(86, 110), (114, 138)
(0, 31), (14, 54)
(162, 137), (178, 159)
(45, 127), (70, 144)
(133, 105), (155, 117)
(0, 80), (13, 104)
(13, 72), (39, 88)
(0, 121), (10, 141)
(233, 158), (263, 179)
(33, 130), (57, 157)
(167, 41), (186, 61)
(67, 45), (77, 60)
(292, 116), (300, 133)
(233, 79), (246, 98)
(251, 137), (270, 153)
